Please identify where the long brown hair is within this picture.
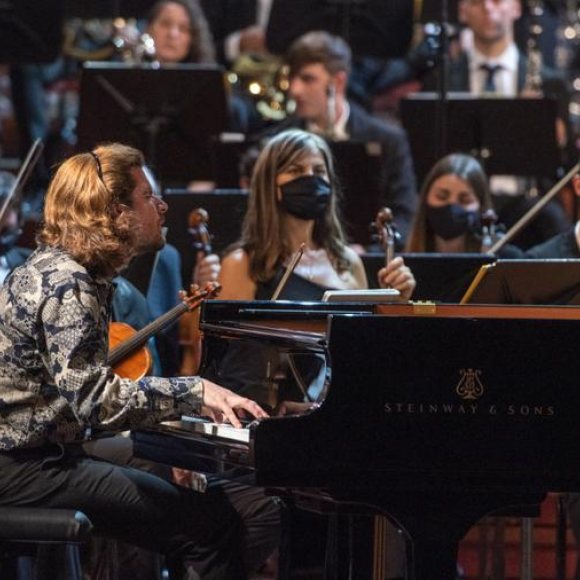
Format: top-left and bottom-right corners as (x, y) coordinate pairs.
(405, 153), (492, 253)
(38, 143), (144, 277)
(238, 129), (349, 282)
(147, 0), (216, 63)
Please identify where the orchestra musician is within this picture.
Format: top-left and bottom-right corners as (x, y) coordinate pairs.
(146, 0), (216, 64)
(219, 128), (415, 303)
(405, 153), (494, 253)
(268, 31), (417, 247)
(0, 143), (280, 579)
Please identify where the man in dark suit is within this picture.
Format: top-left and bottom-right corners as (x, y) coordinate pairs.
(421, 0), (572, 249)
(275, 31), (417, 247)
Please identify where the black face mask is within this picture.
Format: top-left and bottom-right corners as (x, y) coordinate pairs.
(426, 203), (479, 240)
(279, 175), (331, 220)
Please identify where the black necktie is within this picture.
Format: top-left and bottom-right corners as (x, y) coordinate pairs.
(480, 63), (502, 94)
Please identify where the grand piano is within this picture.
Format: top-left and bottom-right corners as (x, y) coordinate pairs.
(133, 299), (580, 579)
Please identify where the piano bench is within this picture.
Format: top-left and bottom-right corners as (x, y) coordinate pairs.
(0, 507), (93, 580)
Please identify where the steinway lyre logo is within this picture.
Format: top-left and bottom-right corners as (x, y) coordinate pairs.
(455, 368), (484, 400)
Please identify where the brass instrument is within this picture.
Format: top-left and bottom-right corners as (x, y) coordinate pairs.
(63, 18), (156, 64)
(523, 0), (544, 94)
(228, 53), (293, 120)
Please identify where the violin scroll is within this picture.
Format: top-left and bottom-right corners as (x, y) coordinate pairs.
(480, 208), (502, 254)
(375, 207), (397, 266)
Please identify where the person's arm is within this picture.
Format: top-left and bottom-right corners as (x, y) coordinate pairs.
(218, 248), (257, 300)
(343, 246), (368, 289)
(42, 272), (263, 432)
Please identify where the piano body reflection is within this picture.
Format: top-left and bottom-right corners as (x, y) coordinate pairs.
(133, 300), (580, 579)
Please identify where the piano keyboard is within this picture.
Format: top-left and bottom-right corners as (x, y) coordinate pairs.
(163, 416), (252, 444)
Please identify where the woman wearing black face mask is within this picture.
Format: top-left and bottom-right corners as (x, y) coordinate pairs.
(218, 129), (416, 301)
(406, 153), (492, 253)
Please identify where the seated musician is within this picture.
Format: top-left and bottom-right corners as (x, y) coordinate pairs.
(0, 143), (280, 580)
(405, 153), (496, 254)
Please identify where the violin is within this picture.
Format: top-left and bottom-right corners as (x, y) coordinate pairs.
(109, 281), (220, 381)
(179, 208), (212, 375)
(374, 207), (397, 266)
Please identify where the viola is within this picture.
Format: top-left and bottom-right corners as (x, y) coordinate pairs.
(109, 281), (220, 381)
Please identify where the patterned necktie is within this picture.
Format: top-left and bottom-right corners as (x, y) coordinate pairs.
(479, 63), (502, 94)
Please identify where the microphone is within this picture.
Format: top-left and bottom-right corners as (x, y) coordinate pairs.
(325, 83), (337, 140)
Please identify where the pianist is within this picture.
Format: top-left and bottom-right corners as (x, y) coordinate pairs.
(0, 143), (279, 579)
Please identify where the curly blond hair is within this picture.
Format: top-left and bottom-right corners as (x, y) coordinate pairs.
(38, 143), (144, 277)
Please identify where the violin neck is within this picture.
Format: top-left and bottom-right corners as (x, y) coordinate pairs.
(108, 301), (190, 367)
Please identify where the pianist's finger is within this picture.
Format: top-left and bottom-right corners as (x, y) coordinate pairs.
(201, 379), (269, 428)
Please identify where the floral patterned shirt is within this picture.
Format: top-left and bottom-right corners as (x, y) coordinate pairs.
(0, 246), (203, 451)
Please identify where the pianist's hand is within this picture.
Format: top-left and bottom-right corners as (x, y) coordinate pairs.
(193, 254), (220, 286)
(377, 256), (416, 300)
(201, 379), (269, 428)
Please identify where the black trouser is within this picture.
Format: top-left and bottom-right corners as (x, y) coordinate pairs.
(0, 442), (280, 580)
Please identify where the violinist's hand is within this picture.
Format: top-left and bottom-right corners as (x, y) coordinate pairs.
(201, 379), (269, 428)
(193, 254), (220, 286)
(377, 256), (416, 301)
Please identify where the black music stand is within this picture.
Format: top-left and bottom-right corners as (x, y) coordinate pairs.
(0, 0), (64, 63)
(330, 141), (385, 246)
(265, 0), (413, 59)
(77, 63), (228, 184)
(461, 259), (580, 305)
(64, 0), (157, 18)
(400, 94), (560, 183)
(163, 189), (248, 286)
(362, 252), (496, 301)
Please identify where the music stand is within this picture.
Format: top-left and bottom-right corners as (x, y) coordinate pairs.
(77, 63), (228, 184)
(64, 0), (157, 18)
(330, 141), (385, 246)
(419, 0), (459, 23)
(0, 0), (64, 63)
(265, 0), (413, 59)
(400, 94), (560, 184)
(461, 259), (580, 305)
(362, 252), (496, 301)
(163, 189), (248, 286)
